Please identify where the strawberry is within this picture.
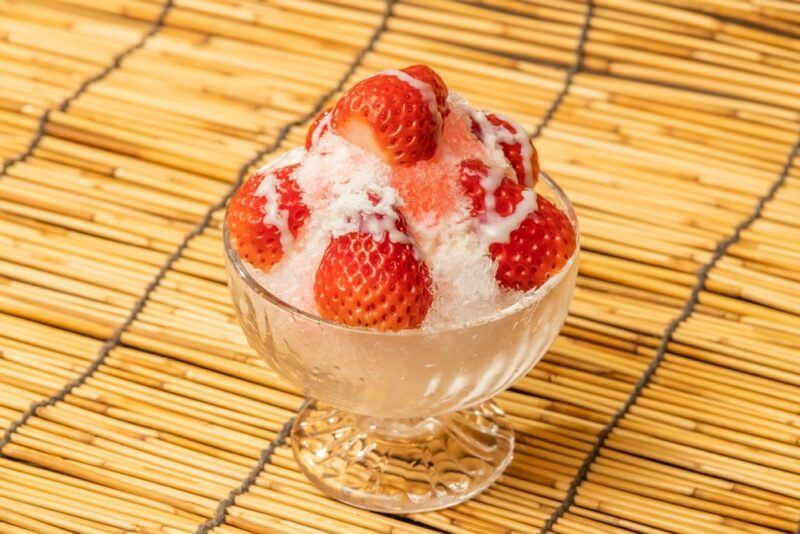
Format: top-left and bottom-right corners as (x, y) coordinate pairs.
(226, 164), (309, 272)
(490, 194), (575, 291)
(457, 159), (574, 290)
(331, 68), (443, 166)
(314, 212), (433, 331)
(470, 112), (539, 186)
(305, 107), (332, 150)
(458, 159), (524, 218)
(402, 64), (449, 118)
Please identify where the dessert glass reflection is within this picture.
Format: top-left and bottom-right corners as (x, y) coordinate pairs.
(224, 171), (577, 513)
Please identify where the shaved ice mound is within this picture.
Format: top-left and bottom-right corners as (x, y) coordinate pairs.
(391, 95), (489, 223)
(227, 65), (576, 332)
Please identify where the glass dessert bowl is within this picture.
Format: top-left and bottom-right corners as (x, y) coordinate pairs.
(224, 171), (578, 513)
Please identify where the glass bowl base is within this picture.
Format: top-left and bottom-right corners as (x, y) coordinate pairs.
(291, 400), (514, 513)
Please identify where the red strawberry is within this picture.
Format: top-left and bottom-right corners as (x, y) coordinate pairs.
(331, 69), (442, 166)
(314, 212), (433, 331)
(402, 64), (449, 118)
(458, 159), (524, 218)
(457, 160), (574, 290)
(226, 164), (309, 272)
(305, 107), (332, 150)
(490, 194), (575, 291)
(471, 112), (539, 186)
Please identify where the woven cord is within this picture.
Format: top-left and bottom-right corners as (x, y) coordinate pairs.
(414, 2), (800, 531)
(541, 120), (800, 534)
(0, 0), (175, 451)
(531, 0), (594, 140)
(194, 400), (306, 534)
(0, 1), (174, 178)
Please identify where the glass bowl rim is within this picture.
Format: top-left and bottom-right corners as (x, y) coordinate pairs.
(223, 170), (579, 336)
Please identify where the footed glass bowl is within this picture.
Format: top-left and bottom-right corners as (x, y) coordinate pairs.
(224, 172), (578, 513)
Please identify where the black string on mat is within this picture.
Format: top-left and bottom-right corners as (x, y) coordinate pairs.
(0, 0), (176, 452)
(0, 1), (174, 179)
(429, 2), (800, 531)
(193, 402), (303, 534)
(58, 1), (175, 114)
(531, 0), (594, 140)
(541, 128), (800, 533)
(0, 109), (50, 177)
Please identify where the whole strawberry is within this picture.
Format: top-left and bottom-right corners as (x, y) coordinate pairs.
(490, 194), (575, 291)
(331, 66), (446, 166)
(458, 160), (575, 290)
(471, 111), (539, 186)
(226, 164), (309, 272)
(314, 212), (433, 331)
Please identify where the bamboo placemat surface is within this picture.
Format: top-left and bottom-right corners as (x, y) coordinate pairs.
(0, 0), (799, 532)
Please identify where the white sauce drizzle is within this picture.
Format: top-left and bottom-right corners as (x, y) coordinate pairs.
(310, 112), (332, 147)
(359, 212), (421, 260)
(476, 190), (537, 247)
(467, 110), (538, 247)
(378, 69), (442, 136)
(470, 109), (534, 187)
(254, 148), (305, 253)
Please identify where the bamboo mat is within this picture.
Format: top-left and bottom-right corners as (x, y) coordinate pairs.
(0, 0), (799, 532)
